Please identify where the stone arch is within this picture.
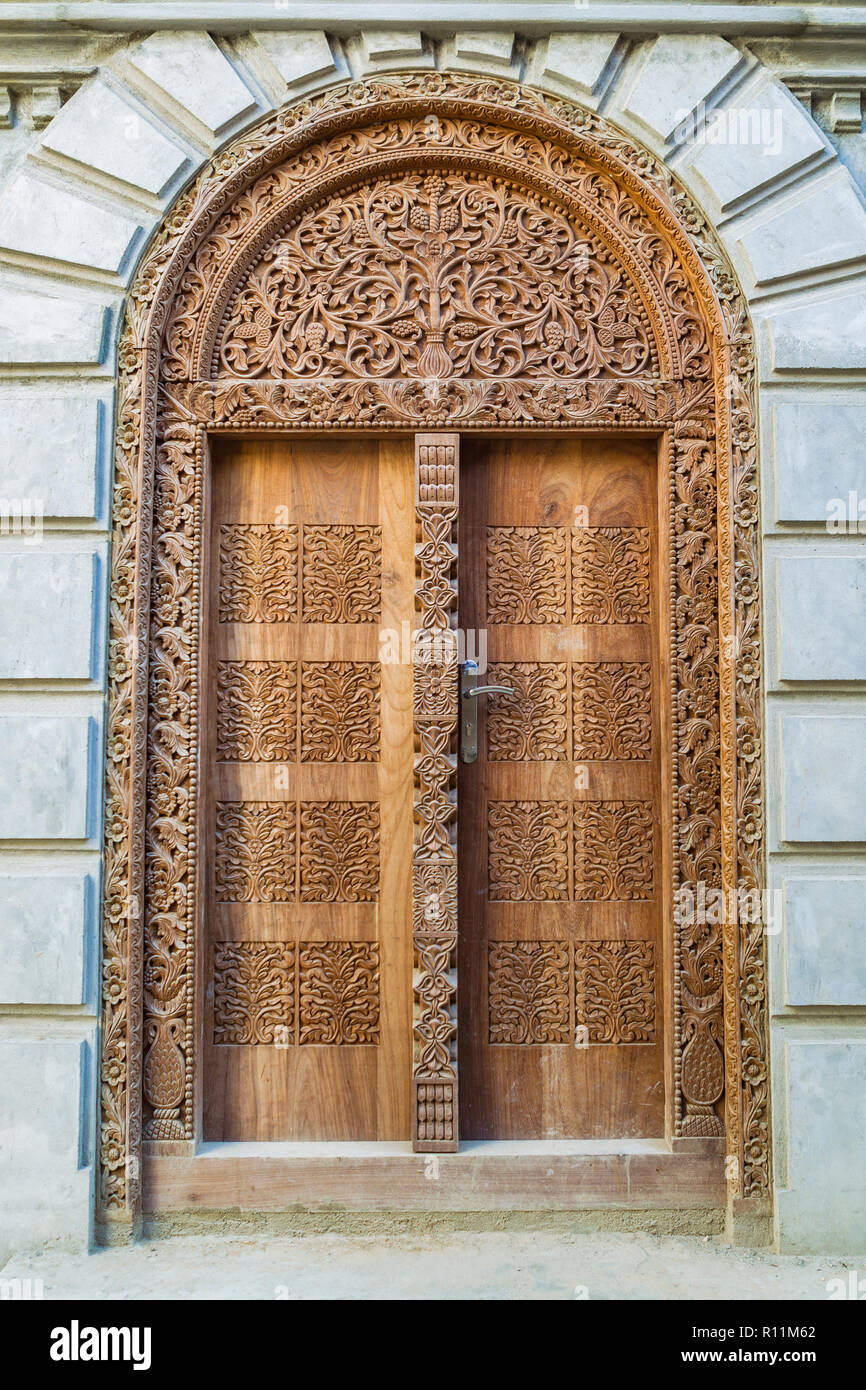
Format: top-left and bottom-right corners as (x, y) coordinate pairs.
(91, 68), (771, 1238)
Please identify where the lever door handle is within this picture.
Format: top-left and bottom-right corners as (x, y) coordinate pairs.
(465, 684), (514, 698)
(460, 660), (514, 762)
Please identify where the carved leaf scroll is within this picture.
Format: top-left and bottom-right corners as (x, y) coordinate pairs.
(218, 173), (656, 383)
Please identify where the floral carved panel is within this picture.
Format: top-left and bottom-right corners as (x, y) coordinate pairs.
(218, 524), (298, 623)
(216, 173), (657, 383)
(213, 942), (295, 1045)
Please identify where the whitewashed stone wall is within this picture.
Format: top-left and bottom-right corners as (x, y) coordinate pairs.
(0, 10), (864, 1254)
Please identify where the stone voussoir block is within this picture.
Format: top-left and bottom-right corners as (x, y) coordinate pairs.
(683, 77), (827, 215)
(0, 282), (112, 366)
(40, 78), (190, 200)
(125, 30), (260, 141)
(618, 34), (744, 145)
(0, 172), (144, 276)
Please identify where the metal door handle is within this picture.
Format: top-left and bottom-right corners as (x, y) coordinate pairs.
(460, 660), (514, 762)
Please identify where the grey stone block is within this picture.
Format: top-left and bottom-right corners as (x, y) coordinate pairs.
(736, 173), (866, 288)
(126, 31), (258, 139)
(619, 35), (743, 142)
(0, 393), (107, 520)
(778, 557), (866, 681)
(0, 716), (93, 839)
(777, 1038), (866, 1252)
(784, 877), (866, 1006)
(251, 30), (338, 90)
(686, 80), (825, 214)
(0, 172), (143, 275)
(0, 282), (111, 365)
(41, 79), (189, 198)
(449, 31), (516, 74)
(0, 551), (101, 679)
(0, 1037), (92, 1247)
(0, 874), (91, 1004)
(771, 397), (866, 523)
(760, 286), (866, 371)
(536, 32), (621, 101)
(781, 716), (866, 842)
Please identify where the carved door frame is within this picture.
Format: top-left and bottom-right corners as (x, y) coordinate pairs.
(99, 72), (768, 1238)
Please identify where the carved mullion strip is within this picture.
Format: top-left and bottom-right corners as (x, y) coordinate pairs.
(412, 434), (459, 1152)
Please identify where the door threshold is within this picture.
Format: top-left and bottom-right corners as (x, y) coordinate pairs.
(145, 1138), (725, 1214)
(192, 1138), (674, 1159)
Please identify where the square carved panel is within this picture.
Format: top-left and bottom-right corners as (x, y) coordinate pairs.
(216, 660), (297, 762)
(486, 662), (568, 761)
(218, 524), (299, 623)
(213, 941), (295, 1045)
(574, 940), (656, 1043)
(214, 801), (296, 903)
(298, 941), (380, 1044)
(486, 526), (567, 624)
(572, 526), (651, 623)
(487, 800), (569, 901)
(302, 524), (382, 623)
(298, 800), (380, 902)
(300, 661), (380, 762)
(574, 799), (654, 901)
(488, 940), (570, 1044)
(572, 661), (652, 760)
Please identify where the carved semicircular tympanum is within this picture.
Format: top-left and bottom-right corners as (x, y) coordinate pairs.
(100, 70), (767, 1232)
(213, 173), (659, 382)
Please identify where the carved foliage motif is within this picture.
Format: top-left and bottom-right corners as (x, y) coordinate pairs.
(102, 72), (766, 1218)
(574, 940), (656, 1043)
(216, 661), (297, 762)
(218, 173), (656, 382)
(488, 941), (570, 1044)
(573, 527), (651, 623)
(488, 939), (656, 1045)
(298, 942), (380, 1044)
(487, 801), (570, 902)
(298, 801), (380, 902)
(219, 524), (298, 622)
(574, 800), (654, 901)
(213, 942), (295, 1044)
(214, 802), (296, 904)
(300, 662), (380, 762)
(573, 662), (652, 760)
(486, 527), (567, 624)
(302, 525), (381, 623)
(212, 941), (380, 1045)
(214, 800), (380, 902)
(486, 663), (568, 762)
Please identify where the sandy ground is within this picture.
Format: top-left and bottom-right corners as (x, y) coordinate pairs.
(1, 1230), (854, 1300)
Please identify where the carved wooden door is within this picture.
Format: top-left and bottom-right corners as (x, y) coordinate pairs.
(203, 435), (414, 1140)
(458, 434), (665, 1139)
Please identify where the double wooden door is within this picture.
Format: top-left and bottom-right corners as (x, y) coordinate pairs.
(204, 432), (664, 1142)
